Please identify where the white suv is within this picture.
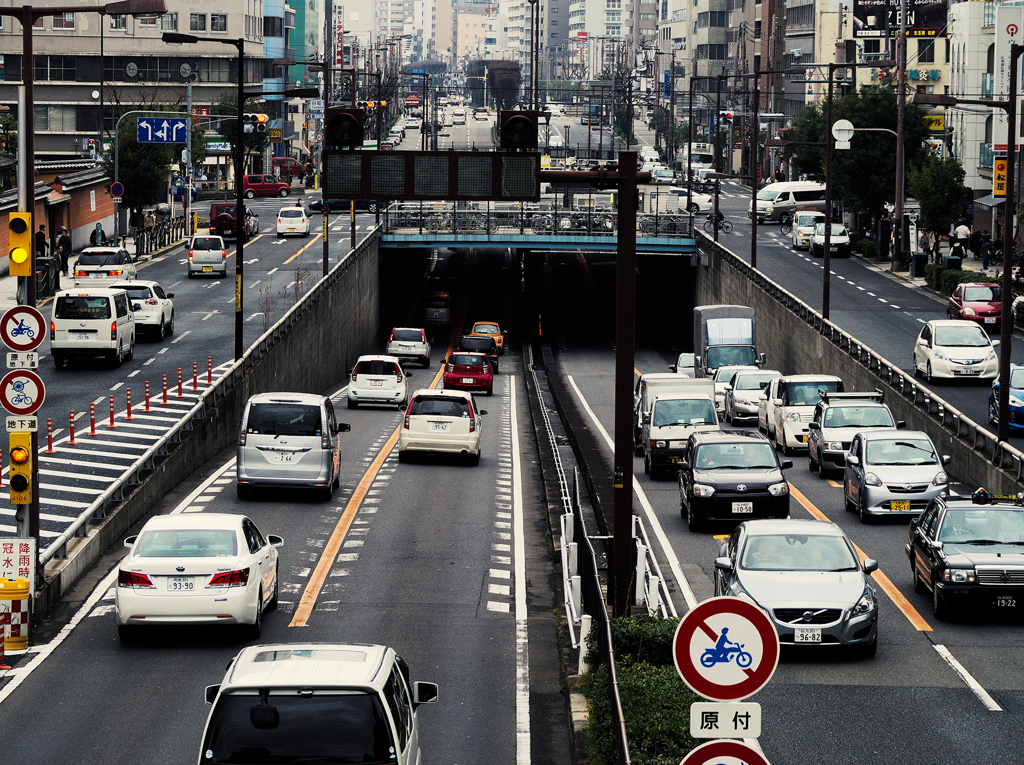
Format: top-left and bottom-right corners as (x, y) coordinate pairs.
(348, 354), (411, 409)
(50, 288), (137, 368)
(200, 643), (438, 765)
(386, 327), (431, 368)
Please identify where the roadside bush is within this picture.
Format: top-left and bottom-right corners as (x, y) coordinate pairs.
(585, 614), (679, 668)
(938, 269), (1000, 296)
(857, 239), (877, 259)
(924, 262), (943, 289)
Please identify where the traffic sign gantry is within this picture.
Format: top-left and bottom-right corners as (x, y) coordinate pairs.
(673, 597), (779, 702)
(0, 370), (45, 416)
(0, 307), (45, 353)
(679, 739), (772, 765)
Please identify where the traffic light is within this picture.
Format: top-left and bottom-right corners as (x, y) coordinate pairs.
(87, 138), (97, 154)
(243, 113), (268, 133)
(8, 212), (31, 278)
(9, 432), (31, 505)
(500, 110), (539, 151)
(720, 111), (733, 123)
(325, 108), (365, 149)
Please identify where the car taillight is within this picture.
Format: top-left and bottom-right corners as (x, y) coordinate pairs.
(395, 371), (403, 383)
(277, 218), (282, 224)
(321, 429), (331, 449)
(469, 416), (476, 433)
(447, 364), (455, 372)
(74, 270), (86, 276)
(389, 330), (396, 341)
(404, 402), (413, 428)
(110, 321), (117, 340)
(50, 321), (55, 341)
(145, 298), (158, 305)
(207, 568), (250, 587)
(108, 269), (123, 276)
(188, 250), (194, 261)
(118, 570), (154, 588)
(221, 249), (227, 259)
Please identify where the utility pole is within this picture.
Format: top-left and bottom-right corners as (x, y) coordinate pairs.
(893, 0), (908, 271)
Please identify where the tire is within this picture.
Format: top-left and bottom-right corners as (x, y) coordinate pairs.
(319, 483), (334, 501)
(279, 188), (289, 197)
(157, 318), (167, 341)
(687, 202), (699, 214)
(248, 590), (263, 638)
(486, 387), (493, 396)
(845, 493), (857, 513)
(422, 357), (430, 368)
(687, 502), (703, 533)
(347, 397), (357, 409)
(267, 565), (279, 610)
(643, 452), (651, 475)
(117, 624), (137, 641)
(703, 219), (714, 233)
(809, 448), (819, 474)
(926, 362), (935, 384)
(932, 582), (949, 620)
(398, 450), (409, 463)
(112, 342), (123, 368)
(53, 353), (66, 369)
(721, 221), (733, 233)
(467, 453), (480, 466)
(912, 356), (921, 378)
(219, 270), (227, 279)
(857, 632), (878, 659)
(368, 201), (380, 213)
(167, 312), (174, 335)
(859, 496), (872, 524)
(236, 484), (249, 500)
(990, 398), (999, 425)
(245, 189), (255, 199)
(125, 339), (134, 362)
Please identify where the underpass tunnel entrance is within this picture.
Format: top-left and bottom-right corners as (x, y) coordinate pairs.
(637, 255), (698, 356)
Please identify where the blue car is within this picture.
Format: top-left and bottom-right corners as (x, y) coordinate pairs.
(988, 363), (1024, 431)
(171, 184), (198, 203)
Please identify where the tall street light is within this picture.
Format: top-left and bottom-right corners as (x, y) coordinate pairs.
(163, 32), (248, 361)
(914, 51), (1023, 443)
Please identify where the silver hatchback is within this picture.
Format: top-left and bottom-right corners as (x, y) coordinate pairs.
(188, 235), (228, 278)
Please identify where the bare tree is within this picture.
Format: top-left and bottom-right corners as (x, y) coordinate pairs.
(255, 283), (279, 332)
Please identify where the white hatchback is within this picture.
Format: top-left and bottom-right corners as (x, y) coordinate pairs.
(73, 246), (137, 286)
(348, 354), (411, 409)
(913, 319), (1000, 381)
(399, 389), (487, 465)
(110, 279), (174, 340)
(276, 206), (310, 237)
(115, 513), (283, 640)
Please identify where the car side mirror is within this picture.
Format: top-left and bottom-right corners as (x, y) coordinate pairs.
(713, 556), (733, 572)
(668, 365), (677, 372)
(862, 558), (878, 574)
(941, 454), (951, 465)
(167, 293), (175, 299)
(123, 535), (137, 548)
(445, 356), (451, 365)
(928, 539), (944, 552)
(205, 685), (220, 705)
(338, 423), (352, 432)
(847, 455), (860, 466)
(723, 384), (732, 392)
(758, 353), (766, 365)
(781, 459), (793, 469)
(758, 393), (767, 401)
(406, 372), (413, 378)
(896, 421), (906, 429)
(679, 461), (690, 471)
(991, 339), (1000, 347)
(267, 534), (284, 548)
(131, 302), (142, 312)
(479, 410), (488, 416)
(413, 681), (439, 707)
(642, 413), (651, 424)
(772, 398), (783, 406)
(808, 422), (820, 430)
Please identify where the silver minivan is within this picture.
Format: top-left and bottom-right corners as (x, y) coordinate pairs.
(236, 393), (351, 500)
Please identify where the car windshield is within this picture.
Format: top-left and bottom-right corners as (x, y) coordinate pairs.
(474, 324), (499, 334)
(866, 438), (937, 466)
(279, 209), (304, 218)
(391, 330), (423, 343)
(54, 296), (111, 319)
(963, 286), (1001, 302)
(460, 337), (492, 351)
(734, 373), (778, 391)
(814, 224), (847, 236)
(191, 238), (221, 251)
(937, 508), (1024, 545)
(134, 529), (237, 557)
(77, 251), (119, 266)
(781, 380), (841, 406)
(451, 354), (486, 367)
(694, 442), (778, 470)
(757, 189), (779, 201)
(355, 360), (399, 376)
(823, 405), (894, 428)
(245, 403), (323, 436)
(425, 295), (449, 309)
(934, 325), (990, 347)
(1010, 368), (1024, 389)
(201, 692), (395, 765)
(797, 214), (823, 227)
(707, 346), (757, 369)
(652, 398), (715, 427)
(410, 397), (470, 417)
(714, 366), (748, 383)
(740, 534), (859, 571)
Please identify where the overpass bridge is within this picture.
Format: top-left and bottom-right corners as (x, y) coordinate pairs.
(378, 203), (699, 254)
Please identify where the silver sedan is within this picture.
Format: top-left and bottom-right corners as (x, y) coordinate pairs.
(714, 519), (879, 656)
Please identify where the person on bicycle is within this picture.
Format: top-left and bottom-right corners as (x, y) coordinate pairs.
(708, 210), (724, 227)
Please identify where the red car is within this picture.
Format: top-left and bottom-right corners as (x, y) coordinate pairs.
(947, 282), (1002, 331)
(443, 352), (493, 396)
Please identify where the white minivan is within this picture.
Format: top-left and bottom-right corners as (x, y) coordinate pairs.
(50, 288), (137, 368)
(748, 181), (826, 223)
(236, 392), (351, 500)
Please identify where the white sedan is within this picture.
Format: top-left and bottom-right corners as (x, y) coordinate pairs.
(913, 319), (1000, 382)
(115, 513), (283, 639)
(110, 279), (174, 339)
(276, 206), (310, 237)
(669, 189), (714, 214)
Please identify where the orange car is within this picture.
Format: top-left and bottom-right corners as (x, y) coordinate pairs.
(469, 321), (505, 355)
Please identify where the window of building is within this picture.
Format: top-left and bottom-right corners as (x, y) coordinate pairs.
(139, 16), (157, 27)
(33, 17), (44, 29)
(53, 12), (75, 30)
(264, 17), (283, 37)
(551, 32), (559, 37)
(696, 43), (726, 59)
(607, 12), (621, 21)
(211, 13), (227, 32)
(606, 25), (620, 34)
(110, 15), (127, 30)
(33, 55), (76, 82)
(161, 13), (178, 31)
(863, 39), (880, 55)
(918, 39), (934, 63)
(34, 104), (77, 132)
(190, 13), (206, 32)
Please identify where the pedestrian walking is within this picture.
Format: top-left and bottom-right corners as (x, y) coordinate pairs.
(89, 222), (106, 246)
(919, 229), (932, 262)
(128, 210), (140, 242)
(144, 209), (156, 233)
(35, 224), (47, 258)
(56, 226), (72, 276)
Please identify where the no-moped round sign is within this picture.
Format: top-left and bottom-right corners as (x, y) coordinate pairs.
(0, 306), (45, 352)
(673, 597), (779, 702)
(679, 739), (771, 765)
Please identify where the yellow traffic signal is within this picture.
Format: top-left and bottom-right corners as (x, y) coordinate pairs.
(9, 432), (31, 504)
(8, 212), (31, 278)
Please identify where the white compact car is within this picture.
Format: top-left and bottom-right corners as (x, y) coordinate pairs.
(188, 234), (228, 278)
(791, 211), (826, 249)
(348, 354), (411, 409)
(669, 189), (714, 214)
(275, 206), (310, 237)
(110, 279), (174, 340)
(115, 513), (283, 639)
(723, 369), (782, 425)
(913, 319), (1000, 382)
(73, 246), (137, 286)
(399, 389), (487, 465)
(386, 327), (431, 367)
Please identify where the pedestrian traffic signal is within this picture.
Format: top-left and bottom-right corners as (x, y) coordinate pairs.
(243, 113), (268, 133)
(9, 432), (32, 504)
(500, 110), (539, 151)
(325, 108), (365, 149)
(8, 212), (32, 278)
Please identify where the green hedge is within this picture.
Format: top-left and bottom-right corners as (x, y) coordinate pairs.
(584, 616), (702, 765)
(923, 264), (1000, 295)
(857, 239), (877, 259)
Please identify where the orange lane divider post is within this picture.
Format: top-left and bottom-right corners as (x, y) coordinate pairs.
(207, 356), (212, 386)
(69, 411), (76, 445)
(45, 418), (53, 453)
(177, 368), (183, 398)
(192, 361), (198, 392)
(126, 388), (133, 420)
(162, 374), (168, 405)
(144, 381), (151, 412)
(88, 403), (96, 436)
(108, 394), (116, 428)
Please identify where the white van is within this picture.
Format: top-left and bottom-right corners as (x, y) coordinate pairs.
(50, 288), (137, 368)
(748, 181), (826, 223)
(236, 392), (351, 500)
(791, 210), (826, 250)
(633, 372), (711, 455)
(641, 383), (718, 478)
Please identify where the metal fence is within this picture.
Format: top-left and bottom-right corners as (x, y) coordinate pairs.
(134, 217), (188, 257)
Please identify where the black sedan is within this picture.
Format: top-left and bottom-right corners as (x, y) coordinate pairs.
(307, 198), (384, 213)
(906, 488), (1024, 619)
(456, 334), (499, 374)
(678, 430), (792, 532)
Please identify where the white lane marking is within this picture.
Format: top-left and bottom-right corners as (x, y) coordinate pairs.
(128, 370), (140, 378)
(109, 383), (123, 391)
(868, 292), (876, 297)
(143, 358), (155, 365)
(267, 267), (278, 275)
(171, 330), (191, 344)
(509, 377), (531, 765)
(857, 286), (866, 291)
(878, 298), (888, 304)
(933, 644), (1002, 711)
(566, 375), (698, 610)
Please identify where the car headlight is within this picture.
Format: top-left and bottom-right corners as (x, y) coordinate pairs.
(986, 348), (998, 362)
(825, 441), (843, 451)
(785, 412), (802, 422)
(1010, 396), (1024, 408)
(864, 472), (882, 487)
(766, 204), (774, 212)
(693, 484), (715, 497)
(767, 481), (789, 497)
(851, 587), (876, 616)
(961, 306), (976, 316)
(651, 440), (667, 448)
(933, 349), (947, 360)
(932, 472), (948, 486)
(944, 568), (976, 583)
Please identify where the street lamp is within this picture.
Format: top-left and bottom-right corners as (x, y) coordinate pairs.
(163, 31), (247, 362)
(913, 54), (1022, 443)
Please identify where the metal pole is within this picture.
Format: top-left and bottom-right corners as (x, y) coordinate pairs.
(234, 38), (245, 361)
(613, 150), (638, 617)
(823, 65), (834, 320)
(893, 0), (908, 270)
(323, 0), (332, 277)
(687, 78), (694, 212)
(186, 77), (193, 238)
(998, 45), (1022, 442)
(751, 72), (758, 269)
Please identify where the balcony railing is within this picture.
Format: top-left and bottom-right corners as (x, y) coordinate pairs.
(980, 142), (994, 169)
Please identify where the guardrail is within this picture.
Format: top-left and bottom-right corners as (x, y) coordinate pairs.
(707, 235), (1024, 482)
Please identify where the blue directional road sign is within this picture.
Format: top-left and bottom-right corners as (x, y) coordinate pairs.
(664, 70), (671, 98)
(137, 117), (188, 144)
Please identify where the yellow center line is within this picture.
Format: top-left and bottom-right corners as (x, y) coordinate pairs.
(283, 234), (320, 265)
(788, 483), (933, 632)
(289, 335), (454, 628)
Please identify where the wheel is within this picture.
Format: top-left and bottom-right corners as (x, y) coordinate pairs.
(634, 437), (644, 457)
(248, 590), (263, 638)
(117, 624), (137, 641)
(687, 202), (699, 214)
(990, 397), (999, 425)
(703, 219), (714, 233)
(422, 357), (430, 368)
(781, 434), (792, 456)
(857, 632), (878, 659)
(926, 362), (934, 384)
(112, 342), (123, 368)
(236, 484), (249, 500)
(267, 565), (279, 610)
(687, 502), (703, 533)
(245, 189), (255, 199)
(187, 271), (195, 279)
(725, 405), (732, 424)
(486, 387), (493, 396)
(319, 483), (334, 501)
(809, 448), (819, 473)
(125, 339), (134, 362)
(643, 452), (651, 475)
(157, 318), (167, 341)
(167, 312), (174, 335)
(219, 270), (227, 279)
(53, 353), (66, 369)
(736, 651), (753, 668)
(347, 397), (357, 409)
(368, 201), (380, 213)
(279, 188), (289, 197)
(845, 493), (856, 513)
(932, 581), (950, 620)
(467, 453), (480, 466)
(721, 220), (734, 233)
(912, 355), (921, 378)
(398, 450), (409, 463)
(859, 495), (872, 524)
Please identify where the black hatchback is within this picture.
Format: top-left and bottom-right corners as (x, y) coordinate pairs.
(678, 430), (792, 532)
(456, 335), (499, 374)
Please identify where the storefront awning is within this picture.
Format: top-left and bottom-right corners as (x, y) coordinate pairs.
(974, 194), (1005, 211)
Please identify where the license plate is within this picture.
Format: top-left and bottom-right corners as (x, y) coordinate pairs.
(891, 500), (911, 512)
(202, 266), (213, 272)
(368, 379), (384, 387)
(793, 627), (822, 643)
(732, 502), (754, 514)
(994, 595), (1017, 608)
(798, 435), (807, 443)
(76, 332), (90, 340)
(985, 317), (996, 324)
(462, 377), (475, 384)
(668, 457), (681, 463)
(430, 421), (450, 432)
(167, 577), (194, 592)
(956, 367), (978, 375)
(276, 452), (294, 463)
(287, 228), (296, 232)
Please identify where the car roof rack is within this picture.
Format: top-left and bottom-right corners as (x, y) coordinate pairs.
(970, 487), (1024, 506)
(818, 389), (884, 404)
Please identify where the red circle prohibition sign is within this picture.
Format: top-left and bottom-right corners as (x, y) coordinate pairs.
(680, 739), (772, 765)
